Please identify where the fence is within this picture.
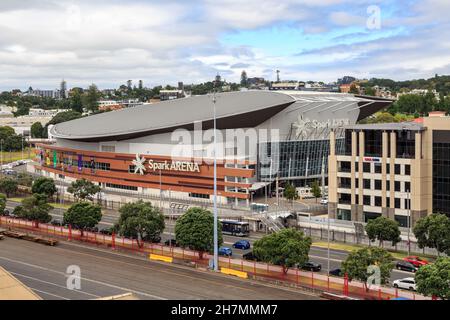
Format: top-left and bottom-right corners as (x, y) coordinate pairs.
(0, 216), (430, 301)
(299, 225), (440, 256)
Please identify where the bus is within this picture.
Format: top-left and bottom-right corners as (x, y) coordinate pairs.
(220, 220), (250, 237)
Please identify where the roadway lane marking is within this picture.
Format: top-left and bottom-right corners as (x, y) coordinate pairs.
(9, 271), (101, 298)
(29, 288), (70, 300)
(0, 256), (167, 300)
(58, 241), (319, 298)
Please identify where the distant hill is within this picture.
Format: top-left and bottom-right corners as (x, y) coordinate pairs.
(361, 75), (450, 96)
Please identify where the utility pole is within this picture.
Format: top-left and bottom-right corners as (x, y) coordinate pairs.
(0, 139), (3, 167)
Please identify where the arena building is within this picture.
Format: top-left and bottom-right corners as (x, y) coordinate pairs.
(32, 91), (392, 207)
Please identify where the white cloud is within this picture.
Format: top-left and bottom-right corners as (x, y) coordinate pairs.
(0, 0), (449, 90)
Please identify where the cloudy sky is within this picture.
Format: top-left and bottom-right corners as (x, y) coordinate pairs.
(0, 0), (449, 90)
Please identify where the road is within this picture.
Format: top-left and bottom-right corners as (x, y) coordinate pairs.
(0, 237), (319, 300)
(5, 200), (415, 284)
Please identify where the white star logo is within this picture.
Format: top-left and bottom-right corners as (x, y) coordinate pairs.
(132, 154), (146, 175)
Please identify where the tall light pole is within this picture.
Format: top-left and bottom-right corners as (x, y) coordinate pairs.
(407, 190), (411, 256)
(159, 168), (162, 208)
(21, 135), (24, 161)
(0, 139), (3, 168)
(212, 90), (219, 272)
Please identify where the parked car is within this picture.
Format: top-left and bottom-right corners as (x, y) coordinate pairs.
(320, 198), (329, 205)
(232, 240), (251, 250)
(242, 251), (258, 261)
(301, 262), (322, 272)
(2, 209), (10, 217)
(393, 278), (416, 291)
(396, 261), (418, 273)
(403, 256), (429, 268)
(164, 239), (179, 247)
(1, 169), (17, 176)
(329, 268), (343, 277)
(150, 236), (162, 243)
(218, 247), (233, 257)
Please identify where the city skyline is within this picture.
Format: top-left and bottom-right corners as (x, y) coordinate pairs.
(1, 0), (450, 91)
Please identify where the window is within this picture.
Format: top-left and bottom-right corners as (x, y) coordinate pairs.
(375, 196), (382, 207)
(395, 164), (401, 175)
(395, 198), (401, 209)
(101, 145), (116, 153)
(189, 193), (210, 199)
(386, 180), (390, 191)
(363, 179), (371, 189)
(386, 164), (390, 174)
(355, 178), (359, 188)
(337, 209), (351, 221)
(363, 195), (371, 206)
(355, 162), (359, 172)
(395, 181), (401, 192)
(374, 163), (382, 174)
(363, 162), (371, 173)
(340, 161), (351, 173)
(405, 182), (411, 192)
(404, 198), (411, 210)
(387, 197), (390, 208)
(375, 180), (382, 190)
(405, 165), (411, 175)
(105, 183), (138, 191)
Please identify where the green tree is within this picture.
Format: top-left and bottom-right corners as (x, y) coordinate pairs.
(115, 200), (165, 247)
(67, 179), (101, 201)
(240, 70), (248, 87)
(415, 257), (450, 300)
(413, 214), (450, 256)
(0, 177), (18, 197)
(4, 134), (28, 152)
(349, 84), (359, 94)
(16, 172), (34, 187)
(341, 247), (394, 290)
(83, 84), (100, 112)
(365, 216), (401, 247)
(0, 193), (6, 213)
(13, 194), (52, 224)
(30, 122), (44, 138)
(253, 228), (312, 274)
(31, 177), (57, 198)
(175, 207), (223, 258)
(70, 89), (84, 113)
(0, 126), (15, 141)
(63, 202), (102, 235)
(311, 180), (321, 202)
(283, 183), (299, 203)
(364, 86), (376, 96)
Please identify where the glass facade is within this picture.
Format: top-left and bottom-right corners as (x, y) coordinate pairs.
(258, 138), (344, 185)
(433, 131), (450, 217)
(396, 130), (416, 158)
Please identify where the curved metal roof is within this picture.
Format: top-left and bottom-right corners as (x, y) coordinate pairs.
(50, 90), (392, 142)
(51, 90), (296, 141)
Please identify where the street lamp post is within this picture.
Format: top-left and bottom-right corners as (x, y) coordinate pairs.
(0, 139), (3, 167)
(212, 90), (219, 272)
(407, 190), (411, 256)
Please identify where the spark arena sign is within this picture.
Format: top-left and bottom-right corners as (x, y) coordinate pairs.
(131, 154), (200, 175)
(148, 159), (200, 173)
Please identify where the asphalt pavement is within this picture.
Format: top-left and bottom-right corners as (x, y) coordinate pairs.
(0, 237), (320, 300)
(5, 200), (415, 285)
